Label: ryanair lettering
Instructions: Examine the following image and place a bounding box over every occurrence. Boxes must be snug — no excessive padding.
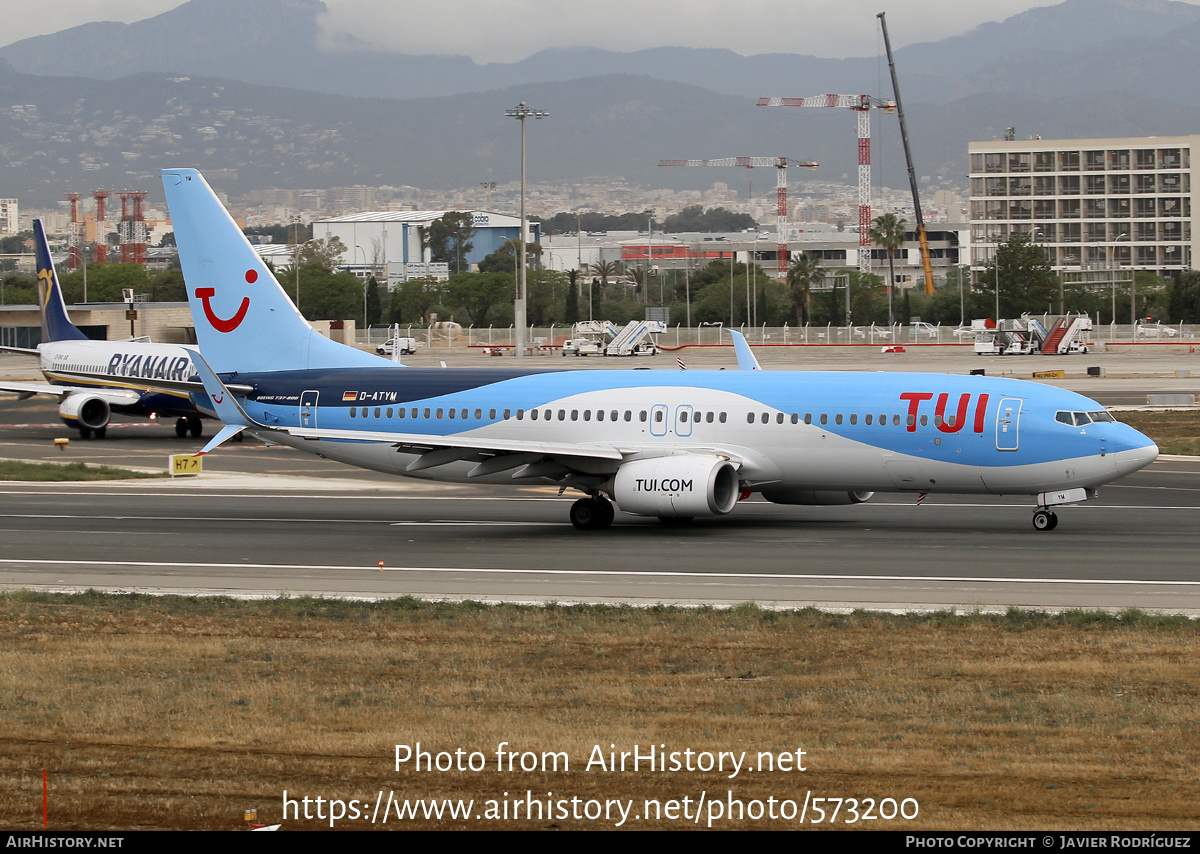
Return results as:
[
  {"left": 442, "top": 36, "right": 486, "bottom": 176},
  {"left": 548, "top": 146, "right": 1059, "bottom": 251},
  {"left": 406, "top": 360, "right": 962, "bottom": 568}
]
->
[
  {"left": 635, "top": 478, "right": 694, "bottom": 492},
  {"left": 107, "top": 353, "right": 193, "bottom": 382}
]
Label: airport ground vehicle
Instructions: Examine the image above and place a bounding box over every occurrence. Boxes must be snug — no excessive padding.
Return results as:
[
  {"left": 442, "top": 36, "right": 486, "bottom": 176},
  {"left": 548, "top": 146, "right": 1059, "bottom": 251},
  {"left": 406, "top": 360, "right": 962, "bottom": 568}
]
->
[{"left": 377, "top": 337, "right": 418, "bottom": 356}]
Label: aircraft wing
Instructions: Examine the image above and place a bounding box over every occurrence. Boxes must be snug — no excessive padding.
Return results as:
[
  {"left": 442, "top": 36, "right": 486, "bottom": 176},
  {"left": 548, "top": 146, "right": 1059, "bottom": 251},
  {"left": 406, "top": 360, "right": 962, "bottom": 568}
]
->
[
  {"left": 0, "top": 381, "right": 140, "bottom": 405},
  {"left": 0, "top": 345, "right": 40, "bottom": 356}
]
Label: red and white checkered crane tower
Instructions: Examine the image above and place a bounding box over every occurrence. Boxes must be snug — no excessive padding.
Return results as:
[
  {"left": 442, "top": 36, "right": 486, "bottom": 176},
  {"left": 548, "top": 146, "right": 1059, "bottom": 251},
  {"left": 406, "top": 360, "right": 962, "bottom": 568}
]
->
[{"left": 755, "top": 94, "right": 894, "bottom": 275}]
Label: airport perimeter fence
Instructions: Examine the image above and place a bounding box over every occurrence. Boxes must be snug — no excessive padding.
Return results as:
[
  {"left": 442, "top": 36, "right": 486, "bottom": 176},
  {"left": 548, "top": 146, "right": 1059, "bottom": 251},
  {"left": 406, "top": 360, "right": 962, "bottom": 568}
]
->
[{"left": 360, "top": 319, "right": 1196, "bottom": 351}]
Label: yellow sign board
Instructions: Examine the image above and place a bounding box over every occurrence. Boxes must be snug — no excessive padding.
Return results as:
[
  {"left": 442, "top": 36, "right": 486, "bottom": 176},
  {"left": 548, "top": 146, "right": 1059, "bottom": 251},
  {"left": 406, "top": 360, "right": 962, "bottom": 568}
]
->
[
  {"left": 170, "top": 454, "right": 202, "bottom": 477},
  {"left": 1032, "top": 369, "right": 1065, "bottom": 379}
]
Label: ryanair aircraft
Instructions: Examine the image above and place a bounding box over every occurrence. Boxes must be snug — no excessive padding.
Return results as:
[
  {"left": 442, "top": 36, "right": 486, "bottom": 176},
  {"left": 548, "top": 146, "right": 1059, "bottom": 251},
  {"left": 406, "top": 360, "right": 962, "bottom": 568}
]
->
[
  {"left": 164, "top": 168, "right": 1158, "bottom": 531},
  {"left": 0, "top": 220, "right": 211, "bottom": 438}
]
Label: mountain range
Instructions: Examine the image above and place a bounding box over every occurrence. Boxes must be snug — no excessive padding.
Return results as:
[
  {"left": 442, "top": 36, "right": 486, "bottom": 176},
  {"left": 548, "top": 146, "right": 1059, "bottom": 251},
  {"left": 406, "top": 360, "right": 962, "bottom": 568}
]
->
[{"left": 2, "top": 0, "right": 1200, "bottom": 207}]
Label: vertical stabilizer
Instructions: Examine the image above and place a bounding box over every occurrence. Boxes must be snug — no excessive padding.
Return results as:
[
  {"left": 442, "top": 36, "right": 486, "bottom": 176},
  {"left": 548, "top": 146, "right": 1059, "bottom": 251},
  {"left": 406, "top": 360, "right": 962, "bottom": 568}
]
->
[
  {"left": 161, "top": 168, "right": 392, "bottom": 374},
  {"left": 34, "top": 220, "right": 86, "bottom": 343}
]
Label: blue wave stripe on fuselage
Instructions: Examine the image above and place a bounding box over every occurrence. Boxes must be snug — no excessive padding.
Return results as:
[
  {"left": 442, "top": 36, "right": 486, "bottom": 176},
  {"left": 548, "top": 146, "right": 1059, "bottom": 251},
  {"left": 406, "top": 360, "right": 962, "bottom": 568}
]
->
[{"left": 231, "top": 366, "right": 1147, "bottom": 468}]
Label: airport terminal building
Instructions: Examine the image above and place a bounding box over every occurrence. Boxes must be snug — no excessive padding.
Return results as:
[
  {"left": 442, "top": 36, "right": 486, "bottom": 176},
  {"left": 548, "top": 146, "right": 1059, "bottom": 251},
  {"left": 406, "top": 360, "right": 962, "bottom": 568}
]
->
[
  {"left": 968, "top": 134, "right": 1197, "bottom": 283},
  {"left": 311, "top": 210, "right": 541, "bottom": 288}
]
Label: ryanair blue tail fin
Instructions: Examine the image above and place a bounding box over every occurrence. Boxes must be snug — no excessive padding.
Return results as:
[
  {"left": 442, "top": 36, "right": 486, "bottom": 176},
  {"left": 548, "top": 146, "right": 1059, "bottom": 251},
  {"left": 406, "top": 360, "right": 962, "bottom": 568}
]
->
[
  {"left": 161, "top": 168, "right": 392, "bottom": 374},
  {"left": 34, "top": 220, "right": 87, "bottom": 344}
]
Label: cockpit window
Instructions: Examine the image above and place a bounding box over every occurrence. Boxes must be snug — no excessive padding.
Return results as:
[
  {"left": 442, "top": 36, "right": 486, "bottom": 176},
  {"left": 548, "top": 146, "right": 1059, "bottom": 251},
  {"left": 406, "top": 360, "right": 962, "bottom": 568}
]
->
[{"left": 1058, "top": 410, "right": 1113, "bottom": 426}]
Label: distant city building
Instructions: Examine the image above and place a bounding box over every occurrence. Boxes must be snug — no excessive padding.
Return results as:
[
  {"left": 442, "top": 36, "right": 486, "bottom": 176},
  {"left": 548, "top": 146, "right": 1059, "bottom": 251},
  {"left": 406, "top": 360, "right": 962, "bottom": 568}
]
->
[
  {"left": 0, "top": 199, "right": 17, "bottom": 235},
  {"left": 968, "top": 135, "right": 1195, "bottom": 281}
]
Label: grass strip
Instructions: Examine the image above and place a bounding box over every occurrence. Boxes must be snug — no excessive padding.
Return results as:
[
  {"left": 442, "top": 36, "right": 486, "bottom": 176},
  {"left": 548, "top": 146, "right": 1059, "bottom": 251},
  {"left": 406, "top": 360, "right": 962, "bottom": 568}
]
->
[
  {"left": 1, "top": 591, "right": 1197, "bottom": 830},
  {"left": 0, "top": 459, "right": 165, "bottom": 481}
]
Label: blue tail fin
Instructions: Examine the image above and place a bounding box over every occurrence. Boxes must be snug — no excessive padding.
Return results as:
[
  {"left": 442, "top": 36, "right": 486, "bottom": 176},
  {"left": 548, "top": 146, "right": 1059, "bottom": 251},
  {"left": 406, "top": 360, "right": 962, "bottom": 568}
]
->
[
  {"left": 34, "top": 220, "right": 86, "bottom": 343},
  {"left": 161, "top": 168, "right": 392, "bottom": 374}
]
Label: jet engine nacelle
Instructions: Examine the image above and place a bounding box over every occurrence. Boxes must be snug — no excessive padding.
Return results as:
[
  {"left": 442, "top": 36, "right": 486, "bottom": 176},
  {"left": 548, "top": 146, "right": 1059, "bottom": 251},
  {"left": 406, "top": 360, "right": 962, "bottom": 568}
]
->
[
  {"left": 760, "top": 488, "right": 875, "bottom": 506},
  {"left": 58, "top": 394, "right": 111, "bottom": 430},
  {"left": 613, "top": 456, "right": 740, "bottom": 518}
]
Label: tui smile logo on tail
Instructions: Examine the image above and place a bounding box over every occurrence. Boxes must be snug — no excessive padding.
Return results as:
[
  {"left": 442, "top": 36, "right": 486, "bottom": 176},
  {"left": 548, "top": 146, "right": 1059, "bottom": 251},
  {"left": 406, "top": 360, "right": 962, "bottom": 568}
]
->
[{"left": 195, "top": 270, "right": 256, "bottom": 332}]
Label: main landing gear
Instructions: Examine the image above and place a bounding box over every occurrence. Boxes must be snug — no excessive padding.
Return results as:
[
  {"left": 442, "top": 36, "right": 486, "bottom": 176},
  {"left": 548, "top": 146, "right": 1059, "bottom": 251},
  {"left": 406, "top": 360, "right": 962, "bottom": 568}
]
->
[
  {"left": 1032, "top": 508, "right": 1059, "bottom": 531},
  {"left": 175, "top": 416, "right": 204, "bottom": 438},
  {"left": 570, "top": 495, "right": 615, "bottom": 530}
]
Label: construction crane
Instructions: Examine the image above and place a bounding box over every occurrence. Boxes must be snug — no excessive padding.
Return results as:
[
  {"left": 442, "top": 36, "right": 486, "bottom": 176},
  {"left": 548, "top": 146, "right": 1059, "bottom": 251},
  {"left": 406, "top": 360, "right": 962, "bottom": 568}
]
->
[
  {"left": 756, "top": 94, "right": 894, "bottom": 275},
  {"left": 658, "top": 156, "right": 818, "bottom": 276},
  {"left": 878, "top": 11, "right": 935, "bottom": 296}
]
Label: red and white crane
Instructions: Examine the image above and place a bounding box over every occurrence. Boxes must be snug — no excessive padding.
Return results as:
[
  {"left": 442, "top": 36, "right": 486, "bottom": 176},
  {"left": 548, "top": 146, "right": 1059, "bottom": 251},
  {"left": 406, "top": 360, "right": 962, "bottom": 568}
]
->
[
  {"left": 658, "top": 156, "right": 817, "bottom": 276},
  {"left": 756, "top": 94, "right": 894, "bottom": 275}
]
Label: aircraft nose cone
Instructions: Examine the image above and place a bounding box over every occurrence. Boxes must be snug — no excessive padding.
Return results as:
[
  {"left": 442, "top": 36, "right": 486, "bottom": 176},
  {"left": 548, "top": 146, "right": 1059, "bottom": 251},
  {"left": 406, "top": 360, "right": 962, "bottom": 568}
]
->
[{"left": 1114, "top": 438, "right": 1159, "bottom": 477}]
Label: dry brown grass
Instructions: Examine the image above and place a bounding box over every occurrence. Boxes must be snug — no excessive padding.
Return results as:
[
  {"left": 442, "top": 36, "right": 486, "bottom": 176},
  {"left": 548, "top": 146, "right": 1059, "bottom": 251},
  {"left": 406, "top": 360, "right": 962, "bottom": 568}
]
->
[
  {"left": 1117, "top": 410, "right": 1200, "bottom": 455},
  {"left": 1, "top": 594, "right": 1198, "bottom": 830}
]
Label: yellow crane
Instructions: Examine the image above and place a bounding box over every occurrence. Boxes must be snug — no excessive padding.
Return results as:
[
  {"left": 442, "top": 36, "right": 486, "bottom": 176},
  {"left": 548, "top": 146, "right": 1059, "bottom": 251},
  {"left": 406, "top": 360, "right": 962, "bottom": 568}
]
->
[{"left": 877, "top": 11, "right": 936, "bottom": 296}]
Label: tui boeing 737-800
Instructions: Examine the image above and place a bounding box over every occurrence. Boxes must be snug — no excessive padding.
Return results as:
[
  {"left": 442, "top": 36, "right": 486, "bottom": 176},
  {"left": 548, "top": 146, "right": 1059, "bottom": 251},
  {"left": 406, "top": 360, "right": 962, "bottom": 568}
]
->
[{"left": 163, "top": 168, "right": 1158, "bottom": 531}]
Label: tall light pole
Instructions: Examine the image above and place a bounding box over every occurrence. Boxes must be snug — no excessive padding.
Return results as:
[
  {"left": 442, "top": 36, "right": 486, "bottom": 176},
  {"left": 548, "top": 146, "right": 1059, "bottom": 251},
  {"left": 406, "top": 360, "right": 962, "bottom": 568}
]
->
[
  {"left": 1111, "top": 233, "right": 1128, "bottom": 328},
  {"left": 506, "top": 102, "right": 548, "bottom": 358}
]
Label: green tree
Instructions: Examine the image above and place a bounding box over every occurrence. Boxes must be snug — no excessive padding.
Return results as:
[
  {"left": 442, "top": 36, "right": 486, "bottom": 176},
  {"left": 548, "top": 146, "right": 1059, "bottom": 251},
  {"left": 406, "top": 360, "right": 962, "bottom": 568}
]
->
[
  {"left": 365, "top": 275, "right": 383, "bottom": 327},
  {"left": 869, "top": 213, "right": 907, "bottom": 326},
  {"left": 589, "top": 260, "right": 619, "bottom": 304},
  {"left": 444, "top": 272, "right": 514, "bottom": 326},
  {"left": 296, "top": 236, "right": 348, "bottom": 271},
  {"left": 978, "top": 235, "right": 1058, "bottom": 319},
  {"left": 660, "top": 206, "right": 758, "bottom": 233},
  {"left": 427, "top": 212, "right": 477, "bottom": 274},
  {"left": 295, "top": 267, "right": 363, "bottom": 321},
  {"left": 564, "top": 269, "right": 580, "bottom": 324},
  {"left": 1169, "top": 271, "right": 1200, "bottom": 323},
  {"left": 786, "top": 252, "right": 823, "bottom": 325},
  {"left": 389, "top": 277, "right": 446, "bottom": 325},
  {"left": 477, "top": 238, "right": 542, "bottom": 274}
]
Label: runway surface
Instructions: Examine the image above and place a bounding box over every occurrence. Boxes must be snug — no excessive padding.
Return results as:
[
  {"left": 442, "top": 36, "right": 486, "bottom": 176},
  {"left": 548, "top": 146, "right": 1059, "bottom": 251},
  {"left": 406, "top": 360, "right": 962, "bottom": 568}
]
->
[{"left": 2, "top": 352, "right": 1198, "bottom": 612}]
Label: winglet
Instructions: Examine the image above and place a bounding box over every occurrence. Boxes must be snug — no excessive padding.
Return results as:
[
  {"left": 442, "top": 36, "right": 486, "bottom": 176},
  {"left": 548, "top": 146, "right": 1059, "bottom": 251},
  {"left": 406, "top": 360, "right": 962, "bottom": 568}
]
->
[
  {"left": 728, "top": 329, "right": 762, "bottom": 371},
  {"left": 188, "top": 352, "right": 259, "bottom": 455}
]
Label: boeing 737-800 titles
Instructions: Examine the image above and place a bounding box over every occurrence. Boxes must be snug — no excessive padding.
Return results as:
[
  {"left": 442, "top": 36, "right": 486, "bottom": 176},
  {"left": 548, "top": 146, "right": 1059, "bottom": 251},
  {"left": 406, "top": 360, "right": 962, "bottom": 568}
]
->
[
  {"left": 0, "top": 220, "right": 212, "bottom": 438},
  {"left": 164, "top": 168, "right": 1158, "bottom": 531}
]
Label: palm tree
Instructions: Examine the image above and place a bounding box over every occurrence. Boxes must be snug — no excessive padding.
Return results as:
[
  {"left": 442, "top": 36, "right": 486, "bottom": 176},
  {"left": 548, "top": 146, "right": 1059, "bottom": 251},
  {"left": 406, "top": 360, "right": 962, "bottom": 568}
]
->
[
  {"left": 627, "top": 265, "right": 650, "bottom": 303},
  {"left": 786, "top": 252, "right": 823, "bottom": 325},
  {"left": 870, "top": 213, "right": 907, "bottom": 326},
  {"left": 589, "top": 260, "right": 619, "bottom": 304}
]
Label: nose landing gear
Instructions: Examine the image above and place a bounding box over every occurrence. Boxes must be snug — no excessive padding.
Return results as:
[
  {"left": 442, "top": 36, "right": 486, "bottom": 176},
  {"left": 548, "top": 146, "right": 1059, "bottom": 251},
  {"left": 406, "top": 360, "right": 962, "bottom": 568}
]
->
[{"left": 1032, "top": 508, "right": 1059, "bottom": 531}]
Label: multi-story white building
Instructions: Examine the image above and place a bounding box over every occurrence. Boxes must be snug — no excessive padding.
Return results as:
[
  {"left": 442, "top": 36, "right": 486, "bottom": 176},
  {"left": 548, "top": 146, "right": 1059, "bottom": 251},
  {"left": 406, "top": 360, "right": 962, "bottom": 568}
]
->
[
  {"left": 0, "top": 199, "right": 17, "bottom": 235},
  {"left": 968, "top": 135, "right": 1195, "bottom": 282}
]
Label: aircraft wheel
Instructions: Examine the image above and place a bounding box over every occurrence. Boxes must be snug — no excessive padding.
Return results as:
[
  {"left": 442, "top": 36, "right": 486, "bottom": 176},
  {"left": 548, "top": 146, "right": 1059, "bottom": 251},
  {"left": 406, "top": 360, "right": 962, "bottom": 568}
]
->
[
  {"left": 175, "top": 418, "right": 188, "bottom": 438},
  {"left": 1032, "top": 509, "right": 1056, "bottom": 531},
  {"left": 79, "top": 427, "right": 92, "bottom": 439},
  {"left": 94, "top": 427, "right": 106, "bottom": 439},
  {"left": 570, "top": 497, "right": 614, "bottom": 531},
  {"left": 187, "top": 415, "right": 203, "bottom": 438}
]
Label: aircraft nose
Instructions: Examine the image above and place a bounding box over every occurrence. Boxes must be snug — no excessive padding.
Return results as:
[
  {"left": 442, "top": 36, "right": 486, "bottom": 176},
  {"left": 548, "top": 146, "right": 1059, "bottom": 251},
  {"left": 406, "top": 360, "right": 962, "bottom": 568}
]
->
[{"left": 1113, "top": 433, "right": 1159, "bottom": 477}]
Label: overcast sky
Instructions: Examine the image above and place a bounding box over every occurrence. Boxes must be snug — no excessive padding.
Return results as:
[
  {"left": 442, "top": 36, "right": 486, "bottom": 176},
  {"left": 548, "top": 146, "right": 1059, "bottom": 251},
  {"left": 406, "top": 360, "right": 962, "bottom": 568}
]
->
[{"left": 9, "top": 0, "right": 1061, "bottom": 61}]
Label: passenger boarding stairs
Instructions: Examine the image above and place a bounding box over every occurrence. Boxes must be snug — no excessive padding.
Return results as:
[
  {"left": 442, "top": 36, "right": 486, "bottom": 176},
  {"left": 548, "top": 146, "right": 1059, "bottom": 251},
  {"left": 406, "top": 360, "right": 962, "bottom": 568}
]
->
[
  {"left": 1026, "top": 313, "right": 1092, "bottom": 354},
  {"left": 572, "top": 320, "right": 620, "bottom": 339},
  {"left": 606, "top": 320, "right": 666, "bottom": 356}
]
